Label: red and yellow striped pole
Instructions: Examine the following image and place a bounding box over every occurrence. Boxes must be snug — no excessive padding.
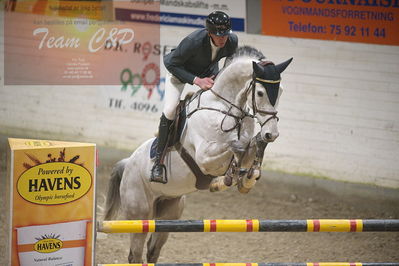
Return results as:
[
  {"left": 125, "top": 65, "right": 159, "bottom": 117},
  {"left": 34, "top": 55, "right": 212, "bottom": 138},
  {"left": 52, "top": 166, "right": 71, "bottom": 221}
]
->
[
  {"left": 97, "top": 263, "right": 398, "bottom": 266},
  {"left": 306, "top": 219, "right": 363, "bottom": 232},
  {"left": 97, "top": 219, "right": 399, "bottom": 233},
  {"left": 203, "top": 219, "right": 260, "bottom": 232},
  {"left": 306, "top": 262, "right": 363, "bottom": 266},
  {"left": 99, "top": 220, "right": 156, "bottom": 233}
]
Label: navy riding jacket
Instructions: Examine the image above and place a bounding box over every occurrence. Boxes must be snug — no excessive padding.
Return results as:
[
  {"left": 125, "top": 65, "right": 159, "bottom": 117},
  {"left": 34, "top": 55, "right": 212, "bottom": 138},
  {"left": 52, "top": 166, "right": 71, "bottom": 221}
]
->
[{"left": 163, "top": 28, "right": 238, "bottom": 85}]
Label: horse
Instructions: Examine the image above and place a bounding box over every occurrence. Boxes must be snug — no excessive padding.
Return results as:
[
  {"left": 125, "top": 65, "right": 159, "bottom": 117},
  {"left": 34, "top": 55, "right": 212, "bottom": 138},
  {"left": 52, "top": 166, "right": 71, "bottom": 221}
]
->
[{"left": 103, "top": 46, "right": 293, "bottom": 263}]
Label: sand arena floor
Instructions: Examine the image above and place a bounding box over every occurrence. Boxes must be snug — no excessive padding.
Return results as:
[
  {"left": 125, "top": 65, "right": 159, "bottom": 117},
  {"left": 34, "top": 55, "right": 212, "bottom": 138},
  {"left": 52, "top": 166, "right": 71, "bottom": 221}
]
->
[{"left": 1, "top": 140, "right": 398, "bottom": 265}]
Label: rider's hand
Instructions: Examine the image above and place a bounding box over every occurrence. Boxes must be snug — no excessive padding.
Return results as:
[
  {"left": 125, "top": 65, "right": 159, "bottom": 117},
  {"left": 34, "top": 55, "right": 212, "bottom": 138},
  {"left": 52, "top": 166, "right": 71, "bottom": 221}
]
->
[{"left": 194, "top": 76, "right": 215, "bottom": 90}]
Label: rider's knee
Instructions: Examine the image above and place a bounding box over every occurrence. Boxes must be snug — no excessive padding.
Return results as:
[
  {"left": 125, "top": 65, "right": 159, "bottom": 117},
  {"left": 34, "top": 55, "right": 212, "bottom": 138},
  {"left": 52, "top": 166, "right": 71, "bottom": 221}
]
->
[
  {"left": 169, "top": 74, "right": 183, "bottom": 86},
  {"left": 163, "top": 107, "right": 176, "bottom": 120}
]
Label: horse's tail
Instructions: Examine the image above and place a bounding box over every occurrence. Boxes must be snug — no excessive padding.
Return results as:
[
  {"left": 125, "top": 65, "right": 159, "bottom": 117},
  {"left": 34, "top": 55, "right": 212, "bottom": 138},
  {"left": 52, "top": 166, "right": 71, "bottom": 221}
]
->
[{"left": 104, "top": 158, "right": 128, "bottom": 220}]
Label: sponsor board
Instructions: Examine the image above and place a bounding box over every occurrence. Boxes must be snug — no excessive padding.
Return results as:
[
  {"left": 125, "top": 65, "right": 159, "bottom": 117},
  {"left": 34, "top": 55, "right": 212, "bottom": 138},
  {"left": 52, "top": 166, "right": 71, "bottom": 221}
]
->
[
  {"left": 6, "top": 138, "right": 96, "bottom": 266},
  {"left": 261, "top": 0, "right": 399, "bottom": 46},
  {"left": 114, "top": 0, "right": 246, "bottom": 32},
  {"left": 4, "top": 2, "right": 160, "bottom": 85},
  {"left": 5, "top": 0, "right": 112, "bottom": 20}
]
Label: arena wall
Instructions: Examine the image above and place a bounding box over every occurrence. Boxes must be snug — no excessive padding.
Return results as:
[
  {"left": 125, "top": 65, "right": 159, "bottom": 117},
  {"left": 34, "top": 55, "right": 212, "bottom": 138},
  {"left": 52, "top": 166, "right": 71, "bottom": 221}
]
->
[{"left": 1, "top": 14, "right": 398, "bottom": 188}]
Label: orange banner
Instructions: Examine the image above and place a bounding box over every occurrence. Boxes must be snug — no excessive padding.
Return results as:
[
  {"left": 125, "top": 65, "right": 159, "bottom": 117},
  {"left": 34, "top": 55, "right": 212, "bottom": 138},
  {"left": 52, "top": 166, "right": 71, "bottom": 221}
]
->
[{"left": 262, "top": 0, "right": 399, "bottom": 46}]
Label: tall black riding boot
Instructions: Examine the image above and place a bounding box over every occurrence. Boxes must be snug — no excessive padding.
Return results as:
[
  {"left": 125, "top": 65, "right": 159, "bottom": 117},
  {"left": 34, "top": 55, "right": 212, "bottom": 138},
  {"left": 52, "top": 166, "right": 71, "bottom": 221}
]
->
[{"left": 151, "top": 114, "right": 173, "bottom": 183}]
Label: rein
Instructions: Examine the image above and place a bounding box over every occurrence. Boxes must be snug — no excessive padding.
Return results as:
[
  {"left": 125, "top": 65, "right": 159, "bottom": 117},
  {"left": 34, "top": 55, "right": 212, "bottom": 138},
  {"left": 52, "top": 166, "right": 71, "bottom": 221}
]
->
[
  {"left": 186, "top": 88, "right": 254, "bottom": 138},
  {"left": 186, "top": 76, "right": 279, "bottom": 138}
]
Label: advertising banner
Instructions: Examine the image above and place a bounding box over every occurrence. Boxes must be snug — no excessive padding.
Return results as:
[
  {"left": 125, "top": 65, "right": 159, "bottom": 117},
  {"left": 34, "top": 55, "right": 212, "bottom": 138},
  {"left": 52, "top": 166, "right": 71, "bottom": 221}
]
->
[
  {"left": 6, "top": 138, "right": 96, "bottom": 266},
  {"left": 5, "top": 0, "right": 112, "bottom": 20},
  {"left": 4, "top": 1, "right": 160, "bottom": 85},
  {"left": 114, "top": 0, "right": 246, "bottom": 32},
  {"left": 262, "top": 0, "right": 399, "bottom": 46}
]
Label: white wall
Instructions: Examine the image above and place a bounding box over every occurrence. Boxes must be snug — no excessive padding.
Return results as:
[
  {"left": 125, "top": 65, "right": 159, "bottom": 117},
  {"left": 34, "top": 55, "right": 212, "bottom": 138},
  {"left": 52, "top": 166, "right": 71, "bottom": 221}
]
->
[
  {"left": 1, "top": 14, "right": 398, "bottom": 188},
  {"left": 242, "top": 33, "right": 399, "bottom": 189}
]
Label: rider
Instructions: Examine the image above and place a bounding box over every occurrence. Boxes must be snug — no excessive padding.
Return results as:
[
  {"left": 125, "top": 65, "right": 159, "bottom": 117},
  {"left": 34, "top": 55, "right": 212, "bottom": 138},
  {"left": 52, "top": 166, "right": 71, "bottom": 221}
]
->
[{"left": 151, "top": 11, "right": 238, "bottom": 183}]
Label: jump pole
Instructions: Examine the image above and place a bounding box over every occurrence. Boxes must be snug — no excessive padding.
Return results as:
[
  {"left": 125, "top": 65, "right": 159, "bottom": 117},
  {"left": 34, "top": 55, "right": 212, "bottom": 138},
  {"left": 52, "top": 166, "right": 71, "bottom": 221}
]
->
[
  {"left": 97, "top": 263, "right": 399, "bottom": 266},
  {"left": 97, "top": 219, "right": 399, "bottom": 233}
]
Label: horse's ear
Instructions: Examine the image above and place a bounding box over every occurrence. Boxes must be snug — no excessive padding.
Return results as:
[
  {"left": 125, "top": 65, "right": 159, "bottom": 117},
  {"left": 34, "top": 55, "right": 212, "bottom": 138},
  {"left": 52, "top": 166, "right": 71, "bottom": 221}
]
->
[
  {"left": 252, "top": 61, "right": 263, "bottom": 76},
  {"left": 275, "top": 57, "right": 293, "bottom": 74}
]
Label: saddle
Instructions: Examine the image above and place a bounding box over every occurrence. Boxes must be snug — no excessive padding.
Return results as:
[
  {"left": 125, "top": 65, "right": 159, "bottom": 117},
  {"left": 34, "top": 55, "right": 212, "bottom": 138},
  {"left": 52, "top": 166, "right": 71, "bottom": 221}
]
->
[{"left": 150, "top": 93, "right": 214, "bottom": 190}]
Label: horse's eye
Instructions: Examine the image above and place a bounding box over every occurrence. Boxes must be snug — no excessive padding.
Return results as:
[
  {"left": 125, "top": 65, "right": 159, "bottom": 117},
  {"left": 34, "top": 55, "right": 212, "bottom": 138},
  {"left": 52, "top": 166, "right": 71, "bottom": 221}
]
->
[{"left": 257, "top": 91, "right": 264, "bottom": 97}]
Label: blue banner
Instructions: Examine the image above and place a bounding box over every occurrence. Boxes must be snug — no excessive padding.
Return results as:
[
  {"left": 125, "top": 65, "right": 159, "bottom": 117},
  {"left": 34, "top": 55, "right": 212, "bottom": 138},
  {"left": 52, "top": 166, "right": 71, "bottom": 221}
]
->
[{"left": 115, "top": 8, "right": 245, "bottom": 32}]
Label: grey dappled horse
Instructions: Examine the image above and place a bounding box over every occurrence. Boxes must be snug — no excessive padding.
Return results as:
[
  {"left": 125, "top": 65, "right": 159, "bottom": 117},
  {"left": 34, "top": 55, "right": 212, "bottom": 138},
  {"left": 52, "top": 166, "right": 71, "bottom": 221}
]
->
[{"left": 104, "top": 46, "right": 292, "bottom": 263}]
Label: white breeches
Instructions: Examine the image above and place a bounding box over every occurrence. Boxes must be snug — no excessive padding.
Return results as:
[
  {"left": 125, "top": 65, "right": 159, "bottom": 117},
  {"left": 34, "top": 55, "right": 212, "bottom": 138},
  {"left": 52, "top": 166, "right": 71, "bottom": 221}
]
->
[{"left": 163, "top": 72, "right": 186, "bottom": 120}]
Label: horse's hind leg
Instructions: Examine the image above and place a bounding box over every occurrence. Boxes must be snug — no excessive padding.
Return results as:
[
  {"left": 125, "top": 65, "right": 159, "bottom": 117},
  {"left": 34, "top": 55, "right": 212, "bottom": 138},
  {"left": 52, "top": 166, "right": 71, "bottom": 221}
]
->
[
  {"left": 146, "top": 196, "right": 185, "bottom": 263},
  {"left": 120, "top": 164, "right": 153, "bottom": 263},
  {"left": 128, "top": 233, "right": 148, "bottom": 263}
]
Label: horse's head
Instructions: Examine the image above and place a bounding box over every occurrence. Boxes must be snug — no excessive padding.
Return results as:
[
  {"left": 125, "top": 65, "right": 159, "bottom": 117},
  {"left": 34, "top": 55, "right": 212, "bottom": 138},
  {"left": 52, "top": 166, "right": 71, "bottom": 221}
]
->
[{"left": 248, "top": 58, "right": 293, "bottom": 142}]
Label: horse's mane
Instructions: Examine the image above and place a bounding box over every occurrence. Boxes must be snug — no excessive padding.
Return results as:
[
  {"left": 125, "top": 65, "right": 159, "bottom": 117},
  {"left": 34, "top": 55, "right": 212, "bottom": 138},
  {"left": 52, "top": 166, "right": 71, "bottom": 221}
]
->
[
  {"left": 232, "top": 45, "right": 266, "bottom": 60},
  {"left": 223, "top": 45, "right": 266, "bottom": 68}
]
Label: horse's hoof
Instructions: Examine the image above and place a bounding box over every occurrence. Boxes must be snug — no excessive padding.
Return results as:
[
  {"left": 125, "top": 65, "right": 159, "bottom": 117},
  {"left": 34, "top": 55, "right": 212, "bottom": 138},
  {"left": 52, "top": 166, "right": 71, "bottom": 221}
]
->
[
  {"left": 209, "top": 176, "right": 231, "bottom": 192},
  {"left": 237, "top": 171, "right": 258, "bottom": 194},
  {"left": 237, "top": 183, "right": 252, "bottom": 194},
  {"left": 238, "top": 187, "right": 251, "bottom": 193}
]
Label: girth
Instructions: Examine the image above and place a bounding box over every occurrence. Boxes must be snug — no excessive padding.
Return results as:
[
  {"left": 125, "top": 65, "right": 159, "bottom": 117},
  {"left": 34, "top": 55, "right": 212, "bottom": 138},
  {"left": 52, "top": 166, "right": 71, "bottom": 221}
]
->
[{"left": 174, "top": 142, "right": 215, "bottom": 190}]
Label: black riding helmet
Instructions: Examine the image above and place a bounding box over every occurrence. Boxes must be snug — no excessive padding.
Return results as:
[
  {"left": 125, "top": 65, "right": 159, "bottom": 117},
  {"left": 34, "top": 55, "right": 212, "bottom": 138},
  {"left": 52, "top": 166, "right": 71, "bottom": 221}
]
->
[{"left": 206, "top": 11, "right": 232, "bottom": 36}]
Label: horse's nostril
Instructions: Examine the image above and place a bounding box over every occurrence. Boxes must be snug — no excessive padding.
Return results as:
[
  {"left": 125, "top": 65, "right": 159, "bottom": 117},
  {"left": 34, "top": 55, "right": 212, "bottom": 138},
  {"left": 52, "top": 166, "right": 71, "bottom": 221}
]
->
[{"left": 265, "top": 133, "right": 272, "bottom": 140}]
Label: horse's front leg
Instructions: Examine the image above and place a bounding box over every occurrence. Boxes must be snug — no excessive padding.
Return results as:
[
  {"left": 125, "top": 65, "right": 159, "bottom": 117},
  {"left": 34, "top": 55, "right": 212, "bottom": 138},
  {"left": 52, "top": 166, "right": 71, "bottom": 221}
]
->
[
  {"left": 209, "top": 140, "right": 248, "bottom": 192},
  {"left": 209, "top": 159, "right": 240, "bottom": 192},
  {"left": 237, "top": 160, "right": 260, "bottom": 194},
  {"left": 237, "top": 133, "right": 268, "bottom": 194}
]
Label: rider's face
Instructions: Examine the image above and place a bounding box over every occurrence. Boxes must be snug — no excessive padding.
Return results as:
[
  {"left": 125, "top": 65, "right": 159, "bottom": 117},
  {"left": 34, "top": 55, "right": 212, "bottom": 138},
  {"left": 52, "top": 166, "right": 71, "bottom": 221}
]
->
[{"left": 209, "top": 33, "right": 229, "bottom": 48}]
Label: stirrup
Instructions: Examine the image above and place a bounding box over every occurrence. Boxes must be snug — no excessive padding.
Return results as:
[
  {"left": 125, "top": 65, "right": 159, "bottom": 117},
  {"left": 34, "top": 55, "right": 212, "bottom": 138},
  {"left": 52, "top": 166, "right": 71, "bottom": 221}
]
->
[{"left": 150, "top": 164, "right": 168, "bottom": 184}]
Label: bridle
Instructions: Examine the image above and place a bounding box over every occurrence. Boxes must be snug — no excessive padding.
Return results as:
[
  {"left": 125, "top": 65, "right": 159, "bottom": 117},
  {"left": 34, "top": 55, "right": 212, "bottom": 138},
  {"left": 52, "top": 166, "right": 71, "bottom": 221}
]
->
[
  {"left": 186, "top": 67, "right": 281, "bottom": 138},
  {"left": 249, "top": 60, "right": 280, "bottom": 127},
  {"left": 246, "top": 77, "right": 280, "bottom": 128}
]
